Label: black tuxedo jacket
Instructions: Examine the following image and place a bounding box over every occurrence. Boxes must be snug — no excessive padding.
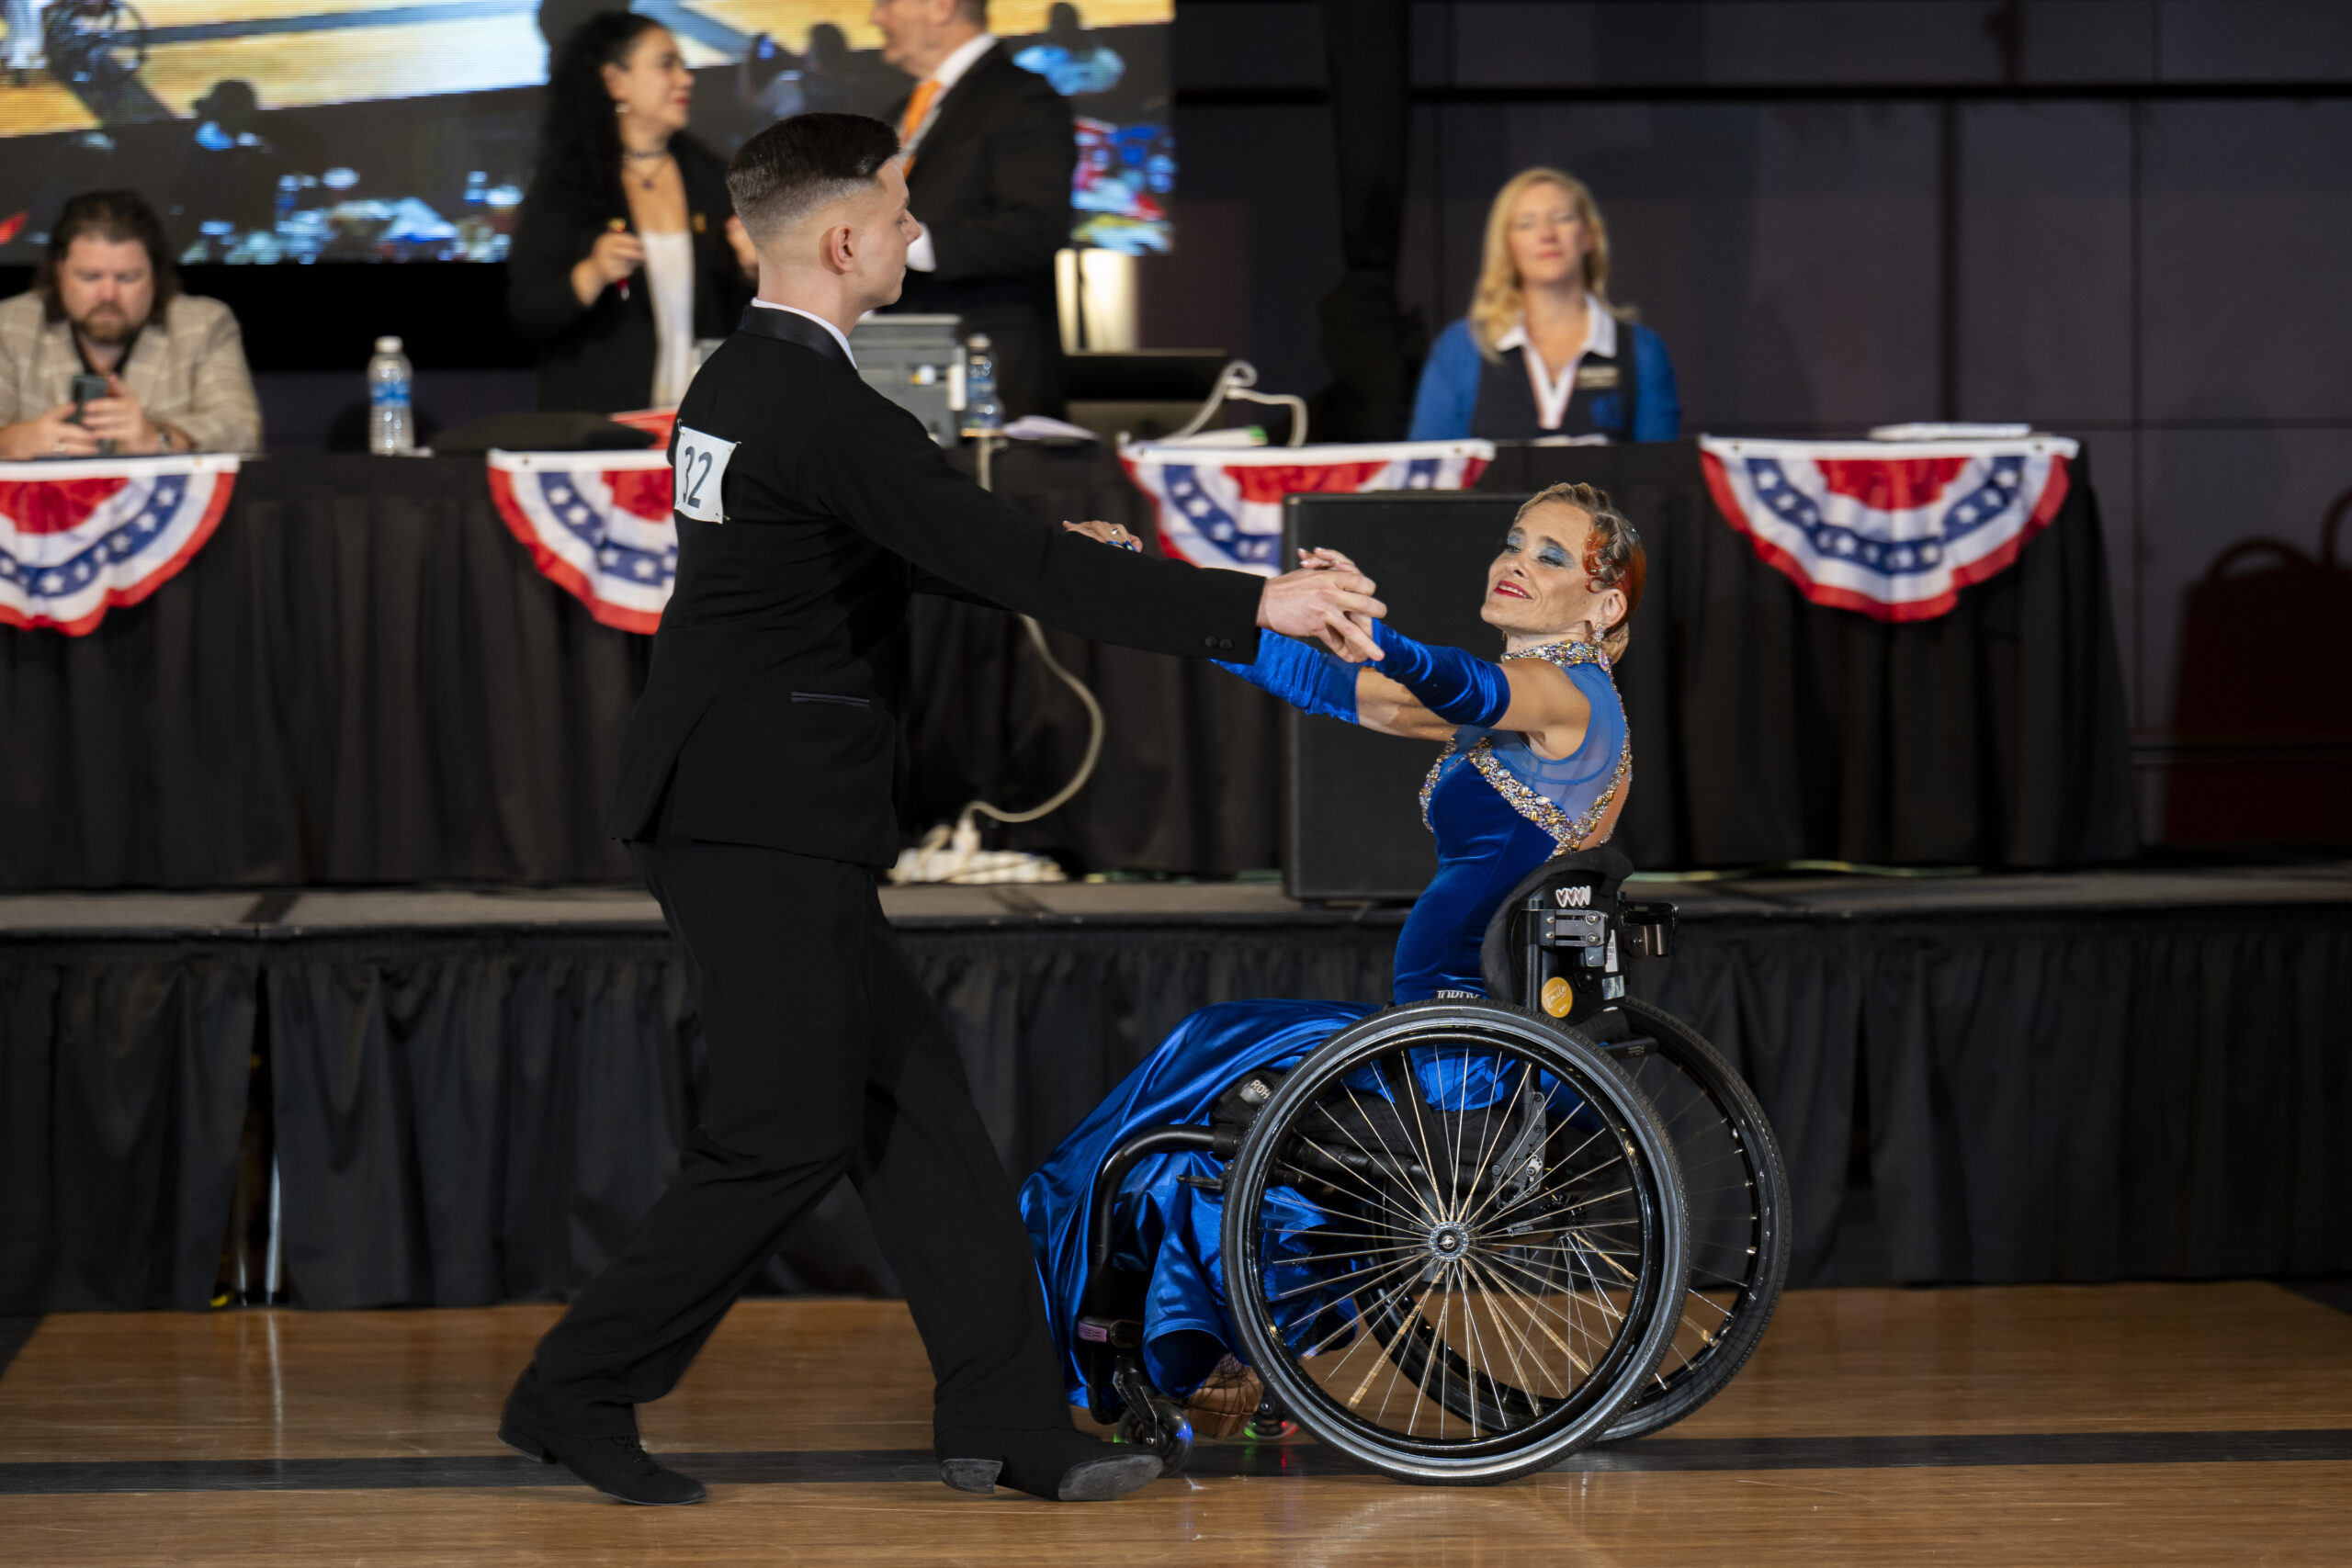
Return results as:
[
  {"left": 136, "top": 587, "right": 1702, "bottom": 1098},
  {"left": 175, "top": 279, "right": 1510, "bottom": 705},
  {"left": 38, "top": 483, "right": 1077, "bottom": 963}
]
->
[
  {"left": 607, "top": 307, "right": 1264, "bottom": 867},
  {"left": 888, "top": 44, "right": 1074, "bottom": 416}
]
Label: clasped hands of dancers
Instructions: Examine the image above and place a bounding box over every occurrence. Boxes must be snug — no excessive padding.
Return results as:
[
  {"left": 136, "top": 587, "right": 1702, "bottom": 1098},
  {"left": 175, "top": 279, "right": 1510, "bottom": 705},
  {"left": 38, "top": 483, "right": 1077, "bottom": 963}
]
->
[{"left": 496, "top": 111, "right": 1639, "bottom": 1510}]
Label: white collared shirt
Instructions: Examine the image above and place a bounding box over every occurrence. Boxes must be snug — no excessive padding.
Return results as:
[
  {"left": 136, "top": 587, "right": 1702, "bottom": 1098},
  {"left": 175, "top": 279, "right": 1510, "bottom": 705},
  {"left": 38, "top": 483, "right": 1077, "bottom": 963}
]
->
[
  {"left": 752, "top": 299, "right": 857, "bottom": 367},
  {"left": 928, "top": 29, "right": 998, "bottom": 97},
  {"left": 902, "top": 31, "right": 998, "bottom": 274},
  {"left": 1495, "top": 293, "right": 1618, "bottom": 431}
]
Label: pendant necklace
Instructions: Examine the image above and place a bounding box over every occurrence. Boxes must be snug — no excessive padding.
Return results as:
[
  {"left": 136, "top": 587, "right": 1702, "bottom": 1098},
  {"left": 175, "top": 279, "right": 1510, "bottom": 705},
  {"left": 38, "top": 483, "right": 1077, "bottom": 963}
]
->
[{"left": 623, "top": 147, "right": 671, "bottom": 192}]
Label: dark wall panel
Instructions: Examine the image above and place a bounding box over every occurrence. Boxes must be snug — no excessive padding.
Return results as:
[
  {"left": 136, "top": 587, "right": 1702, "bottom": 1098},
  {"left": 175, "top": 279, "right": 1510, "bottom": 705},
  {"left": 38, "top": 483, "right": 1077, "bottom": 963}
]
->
[
  {"left": 2142, "top": 100, "right": 2352, "bottom": 423},
  {"left": 1956, "top": 102, "right": 2135, "bottom": 430}
]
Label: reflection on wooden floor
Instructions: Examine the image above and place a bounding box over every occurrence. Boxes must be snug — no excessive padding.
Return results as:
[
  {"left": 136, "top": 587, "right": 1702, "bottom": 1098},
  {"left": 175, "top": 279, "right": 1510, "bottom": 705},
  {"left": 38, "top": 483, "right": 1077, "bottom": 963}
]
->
[{"left": 2, "top": 1282, "right": 2348, "bottom": 1565}]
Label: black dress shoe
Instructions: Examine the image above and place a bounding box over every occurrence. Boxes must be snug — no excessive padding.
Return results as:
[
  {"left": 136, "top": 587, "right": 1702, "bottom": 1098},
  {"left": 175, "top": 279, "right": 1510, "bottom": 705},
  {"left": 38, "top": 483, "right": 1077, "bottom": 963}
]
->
[
  {"left": 936, "top": 1426, "right": 1162, "bottom": 1503},
  {"left": 499, "top": 1401, "right": 706, "bottom": 1506}
]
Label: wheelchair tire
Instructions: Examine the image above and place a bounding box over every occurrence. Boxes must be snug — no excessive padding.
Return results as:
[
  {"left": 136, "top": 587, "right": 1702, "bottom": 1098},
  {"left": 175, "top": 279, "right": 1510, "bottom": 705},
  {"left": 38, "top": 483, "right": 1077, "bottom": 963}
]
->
[
  {"left": 1596, "top": 998, "right": 1791, "bottom": 1442},
  {"left": 1217, "top": 1000, "right": 1688, "bottom": 1485}
]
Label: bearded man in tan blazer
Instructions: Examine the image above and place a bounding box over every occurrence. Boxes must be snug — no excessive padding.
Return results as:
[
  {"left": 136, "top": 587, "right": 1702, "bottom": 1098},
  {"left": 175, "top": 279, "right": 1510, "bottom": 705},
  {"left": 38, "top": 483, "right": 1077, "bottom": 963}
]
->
[{"left": 0, "top": 190, "right": 262, "bottom": 460}]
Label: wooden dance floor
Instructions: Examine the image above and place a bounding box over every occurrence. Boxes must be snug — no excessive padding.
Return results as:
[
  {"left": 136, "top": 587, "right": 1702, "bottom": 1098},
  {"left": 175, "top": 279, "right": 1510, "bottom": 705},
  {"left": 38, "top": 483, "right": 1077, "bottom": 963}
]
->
[{"left": 3, "top": 1283, "right": 2348, "bottom": 1565}]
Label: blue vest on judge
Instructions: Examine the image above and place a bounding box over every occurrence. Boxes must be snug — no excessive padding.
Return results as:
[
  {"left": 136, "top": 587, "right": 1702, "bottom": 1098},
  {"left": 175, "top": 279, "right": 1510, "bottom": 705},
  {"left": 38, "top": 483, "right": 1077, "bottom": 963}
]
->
[{"left": 1408, "top": 308, "right": 1681, "bottom": 444}]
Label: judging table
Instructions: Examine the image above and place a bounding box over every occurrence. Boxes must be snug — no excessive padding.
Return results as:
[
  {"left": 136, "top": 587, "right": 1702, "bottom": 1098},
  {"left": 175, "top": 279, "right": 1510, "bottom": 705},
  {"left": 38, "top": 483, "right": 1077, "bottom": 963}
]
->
[{"left": 0, "top": 442, "right": 2136, "bottom": 889}]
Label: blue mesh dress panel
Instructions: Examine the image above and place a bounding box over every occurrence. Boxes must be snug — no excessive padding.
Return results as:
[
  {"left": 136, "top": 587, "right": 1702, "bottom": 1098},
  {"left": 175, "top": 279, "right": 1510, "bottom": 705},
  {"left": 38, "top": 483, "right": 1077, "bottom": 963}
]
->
[{"left": 1018, "top": 640, "right": 1630, "bottom": 1404}]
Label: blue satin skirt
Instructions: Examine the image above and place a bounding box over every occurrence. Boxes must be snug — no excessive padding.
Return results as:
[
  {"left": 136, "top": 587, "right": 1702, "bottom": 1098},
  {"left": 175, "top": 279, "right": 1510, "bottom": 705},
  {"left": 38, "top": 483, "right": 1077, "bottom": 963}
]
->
[{"left": 1019, "top": 999, "right": 1379, "bottom": 1403}]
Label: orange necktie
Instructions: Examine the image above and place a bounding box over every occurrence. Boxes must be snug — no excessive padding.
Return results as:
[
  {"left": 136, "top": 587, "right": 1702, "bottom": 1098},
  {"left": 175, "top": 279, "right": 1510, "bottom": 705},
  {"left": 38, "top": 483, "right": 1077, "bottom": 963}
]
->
[{"left": 898, "top": 79, "right": 939, "bottom": 152}]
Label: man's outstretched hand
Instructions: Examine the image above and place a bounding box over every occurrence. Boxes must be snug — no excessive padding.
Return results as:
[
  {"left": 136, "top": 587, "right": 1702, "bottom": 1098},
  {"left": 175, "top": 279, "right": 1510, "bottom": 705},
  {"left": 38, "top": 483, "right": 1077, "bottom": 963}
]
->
[{"left": 1259, "top": 565, "right": 1385, "bottom": 661}]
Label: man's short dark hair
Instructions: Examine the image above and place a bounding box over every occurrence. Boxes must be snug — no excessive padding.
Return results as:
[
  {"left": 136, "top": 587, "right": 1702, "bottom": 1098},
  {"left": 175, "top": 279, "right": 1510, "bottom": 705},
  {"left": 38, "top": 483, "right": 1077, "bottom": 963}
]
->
[
  {"left": 36, "top": 190, "right": 177, "bottom": 325},
  {"left": 727, "top": 113, "right": 903, "bottom": 244}
]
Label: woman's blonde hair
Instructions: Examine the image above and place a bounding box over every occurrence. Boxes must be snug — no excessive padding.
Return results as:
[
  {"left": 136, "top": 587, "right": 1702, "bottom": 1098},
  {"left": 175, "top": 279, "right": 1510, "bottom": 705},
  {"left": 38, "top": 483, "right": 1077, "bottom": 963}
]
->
[
  {"left": 1468, "top": 168, "right": 1616, "bottom": 363},
  {"left": 1512, "top": 481, "right": 1645, "bottom": 664}
]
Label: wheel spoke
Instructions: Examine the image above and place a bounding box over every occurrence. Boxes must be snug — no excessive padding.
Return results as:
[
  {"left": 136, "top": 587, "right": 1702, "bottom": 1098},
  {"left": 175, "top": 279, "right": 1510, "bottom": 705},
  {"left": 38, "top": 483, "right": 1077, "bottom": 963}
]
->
[
  {"left": 1475, "top": 1158, "right": 1630, "bottom": 1235},
  {"left": 1331, "top": 1083, "right": 1442, "bottom": 1224},
  {"left": 1467, "top": 1250, "right": 1580, "bottom": 1401},
  {"left": 1457, "top": 1255, "right": 1546, "bottom": 1416},
  {"left": 1377, "top": 1051, "right": 1449, "bottom": 1221},
  {"left": 1261, "top": 1240, "right": 1421, "bottom": 1269},
  {"left": 1264, "top": 1244, "right": 1421, "bottom": 1306},
  {"left": 1285, "top": 1133, "right": 1435, "bottom": 1231},
  {"left": 1464, "top": 1248, "right": 1594, "bottom": 1379}
]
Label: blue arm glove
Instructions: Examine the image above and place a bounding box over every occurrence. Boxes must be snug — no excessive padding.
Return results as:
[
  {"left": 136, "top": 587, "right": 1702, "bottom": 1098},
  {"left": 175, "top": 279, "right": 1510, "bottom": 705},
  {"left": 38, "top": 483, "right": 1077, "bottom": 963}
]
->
[
  {"left": 1215, "top": 632, "right": 1359, "bottom": 723},
  {"left": 1369, "top": 619, "right": 1513, "bottom": 727}
]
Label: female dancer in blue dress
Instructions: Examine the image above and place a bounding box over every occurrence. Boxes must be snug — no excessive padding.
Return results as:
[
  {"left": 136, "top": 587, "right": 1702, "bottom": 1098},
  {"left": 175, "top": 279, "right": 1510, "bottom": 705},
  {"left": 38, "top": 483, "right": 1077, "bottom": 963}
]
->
[{"left": 1021, "top": 481, "right": 1647, "bottom": 1430}]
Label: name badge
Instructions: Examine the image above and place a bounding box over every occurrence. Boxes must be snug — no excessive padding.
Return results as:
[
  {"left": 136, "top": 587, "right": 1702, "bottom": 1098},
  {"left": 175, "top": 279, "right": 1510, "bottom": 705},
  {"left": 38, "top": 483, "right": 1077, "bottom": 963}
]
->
[
  {"left": 673, "top": 425, "right": 736, "bottom": 523},
  {"left": 1575, "top": 363, "right": 1621, "bottom": 390}
]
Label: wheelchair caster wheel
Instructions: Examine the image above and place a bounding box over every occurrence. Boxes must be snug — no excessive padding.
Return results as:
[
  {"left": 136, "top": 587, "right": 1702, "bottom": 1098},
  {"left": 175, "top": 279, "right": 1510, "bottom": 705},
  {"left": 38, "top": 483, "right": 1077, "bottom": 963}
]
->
[
  {"left": 1244, "top": 1397, "right": 1295, "bottom": 1442},
  {"left": 1114, "top": 1393, "right": 1193, "bottom": 1476}
]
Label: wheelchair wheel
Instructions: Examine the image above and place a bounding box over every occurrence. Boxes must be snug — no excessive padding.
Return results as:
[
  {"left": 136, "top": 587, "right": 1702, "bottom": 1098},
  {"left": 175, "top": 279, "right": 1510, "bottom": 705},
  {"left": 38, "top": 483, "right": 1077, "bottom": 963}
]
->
[
  {"left": 1217, "top": 1000, "right": 1687, "bottom": 1485},
  {"left": 1596, "top": 998, "right": 1791, "bottom": 1442}
]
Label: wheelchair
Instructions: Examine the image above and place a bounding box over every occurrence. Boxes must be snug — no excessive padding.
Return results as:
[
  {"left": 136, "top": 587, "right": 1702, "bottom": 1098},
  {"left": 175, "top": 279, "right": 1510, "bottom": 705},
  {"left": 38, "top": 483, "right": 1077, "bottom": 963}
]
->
[{"left": 1072, "top": 849, "right": 1791, "bottom": 1484}]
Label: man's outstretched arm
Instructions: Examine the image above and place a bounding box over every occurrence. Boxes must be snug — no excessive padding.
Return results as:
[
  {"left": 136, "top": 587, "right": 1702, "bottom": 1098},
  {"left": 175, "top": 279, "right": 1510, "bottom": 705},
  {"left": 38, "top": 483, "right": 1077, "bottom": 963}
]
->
[{"left": 806, "top": 396, "right": 1385, "bottom": 660}]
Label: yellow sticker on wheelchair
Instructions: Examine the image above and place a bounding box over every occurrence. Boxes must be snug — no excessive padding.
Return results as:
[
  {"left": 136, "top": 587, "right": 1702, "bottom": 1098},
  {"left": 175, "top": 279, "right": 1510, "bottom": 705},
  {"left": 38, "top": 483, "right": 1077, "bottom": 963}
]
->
[
  {"left": 1541, "top": 976, "right": 1574, "bottom": 1017},
  {"left": 673, "top": 425, "right": 735, "bottom": 523}
]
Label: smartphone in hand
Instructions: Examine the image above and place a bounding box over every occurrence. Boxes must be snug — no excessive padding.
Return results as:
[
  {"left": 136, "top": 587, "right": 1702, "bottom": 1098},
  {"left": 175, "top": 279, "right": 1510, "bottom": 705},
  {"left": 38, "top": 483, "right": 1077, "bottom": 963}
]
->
[{"left": 68, "top": 372, "right": 115, "bottom": 456}]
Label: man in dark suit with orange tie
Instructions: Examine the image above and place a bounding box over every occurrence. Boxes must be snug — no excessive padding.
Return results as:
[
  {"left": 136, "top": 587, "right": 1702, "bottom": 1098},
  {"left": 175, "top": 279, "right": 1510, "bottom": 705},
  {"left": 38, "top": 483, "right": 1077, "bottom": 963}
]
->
[
  {"left": 871, "top": 0, "right": 1073, "bottom": 418},
  {"left": 496, "top": 113, "right": 1388, "bottom": 1509}
]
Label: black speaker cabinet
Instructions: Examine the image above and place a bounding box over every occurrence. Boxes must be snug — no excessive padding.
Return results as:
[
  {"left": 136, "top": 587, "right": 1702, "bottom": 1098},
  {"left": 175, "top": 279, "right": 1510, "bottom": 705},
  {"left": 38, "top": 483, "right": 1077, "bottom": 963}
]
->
[{"left": 1282, "top": 491, "right": 1526, "bottom": 901}]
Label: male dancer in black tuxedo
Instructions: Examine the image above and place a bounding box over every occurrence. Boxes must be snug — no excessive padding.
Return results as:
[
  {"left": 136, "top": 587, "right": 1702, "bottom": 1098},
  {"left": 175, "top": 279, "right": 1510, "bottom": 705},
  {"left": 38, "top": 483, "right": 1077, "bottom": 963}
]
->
[{"left": 497, "top": 113, "right": 1386, "bottom": 1506}]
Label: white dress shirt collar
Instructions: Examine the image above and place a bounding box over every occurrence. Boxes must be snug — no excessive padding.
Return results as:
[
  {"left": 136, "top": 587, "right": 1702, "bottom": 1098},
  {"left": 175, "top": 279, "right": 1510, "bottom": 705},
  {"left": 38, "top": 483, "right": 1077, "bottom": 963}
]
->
[
  {"left": 752, "top": 299, "right": 856, "bottom": 367},
  {"left": 1493, "top": 293, "right": 1617, "bottom": 360},
  {"left": 1494, "top": 294, "right": 1618, "bottom": 431},
  {"left": 927, "top": 30, "right": 998, "bottom": 94}
]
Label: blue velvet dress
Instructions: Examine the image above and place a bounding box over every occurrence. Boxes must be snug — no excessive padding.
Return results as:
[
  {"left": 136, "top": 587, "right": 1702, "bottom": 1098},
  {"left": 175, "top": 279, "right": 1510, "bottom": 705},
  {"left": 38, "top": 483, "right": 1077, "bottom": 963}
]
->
[{"left": 1018, "top": 639, "right": 1631, "bottom": 1405}]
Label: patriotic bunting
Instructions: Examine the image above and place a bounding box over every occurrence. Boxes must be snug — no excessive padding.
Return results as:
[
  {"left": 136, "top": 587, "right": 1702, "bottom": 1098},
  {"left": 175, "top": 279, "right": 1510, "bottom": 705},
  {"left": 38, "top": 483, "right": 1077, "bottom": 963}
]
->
[
  {"left": 1700, "top": 435, "right": 2077, "bottom": 621},
  {"left": 1121, "top": 441, "right": 1494, "bottom": 575},
  {"left": 0, "top": 455, "right": 240, "bottom": 635},
  {"left": 486, "top": 448, "right": 678, "bottom": 634}
]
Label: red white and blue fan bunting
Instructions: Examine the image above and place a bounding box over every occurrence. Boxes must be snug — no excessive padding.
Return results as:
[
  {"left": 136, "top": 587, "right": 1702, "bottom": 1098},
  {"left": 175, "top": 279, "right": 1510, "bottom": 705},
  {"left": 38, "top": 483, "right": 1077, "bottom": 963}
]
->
[
  {"left": 1700, "top": 435, "right": 2077, "bottom": 622},
  {"left": 486, "top": 448, "right": 676, "bottom": 634},
  {"left": 0, "top": 454, "right": 239, "bottom": 635},
  {"left": 1122, "top": 440, "right": 1494, "bottom": 575}
]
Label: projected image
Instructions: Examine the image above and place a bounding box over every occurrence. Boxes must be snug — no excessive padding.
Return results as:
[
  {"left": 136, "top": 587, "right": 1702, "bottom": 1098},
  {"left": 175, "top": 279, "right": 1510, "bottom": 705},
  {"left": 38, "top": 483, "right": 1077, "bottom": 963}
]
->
[{"left": 0, "top": 0, "right": 1171, "bottom": 262}]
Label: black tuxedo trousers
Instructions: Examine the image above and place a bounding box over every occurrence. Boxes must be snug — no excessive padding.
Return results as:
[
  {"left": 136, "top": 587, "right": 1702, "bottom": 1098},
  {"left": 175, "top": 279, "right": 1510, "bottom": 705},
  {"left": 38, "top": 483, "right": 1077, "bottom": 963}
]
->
[{"left": 524, "top": 829, "right": 1070, "bottom": 1442}]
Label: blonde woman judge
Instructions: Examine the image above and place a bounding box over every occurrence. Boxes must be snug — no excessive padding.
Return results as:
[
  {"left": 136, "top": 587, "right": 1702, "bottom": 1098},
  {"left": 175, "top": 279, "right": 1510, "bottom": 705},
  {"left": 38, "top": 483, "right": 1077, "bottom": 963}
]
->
[{"left": 1409, "top": 167, "right": 1679, "bottom": 443}]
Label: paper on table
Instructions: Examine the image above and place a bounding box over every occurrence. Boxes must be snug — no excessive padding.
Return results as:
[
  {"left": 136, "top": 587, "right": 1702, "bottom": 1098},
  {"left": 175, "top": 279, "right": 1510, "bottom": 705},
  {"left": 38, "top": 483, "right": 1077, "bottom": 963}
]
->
[{"left": 999, "top": 414, "right": 1099, "bottom": 442}]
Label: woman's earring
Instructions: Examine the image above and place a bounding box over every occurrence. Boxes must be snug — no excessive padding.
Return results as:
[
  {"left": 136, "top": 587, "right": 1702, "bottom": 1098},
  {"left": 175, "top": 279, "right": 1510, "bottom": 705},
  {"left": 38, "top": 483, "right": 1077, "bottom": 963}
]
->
[{"left": 615, "top": 100, "right": 628, "bottom": 116}]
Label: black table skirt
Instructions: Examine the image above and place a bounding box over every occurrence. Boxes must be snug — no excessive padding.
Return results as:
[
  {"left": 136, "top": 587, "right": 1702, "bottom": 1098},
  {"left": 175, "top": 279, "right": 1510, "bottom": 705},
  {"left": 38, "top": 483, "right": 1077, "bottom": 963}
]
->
[
  {"left": 0, "top": 442, "right": 2134, "bottom": 888},
  {"left": 10, "top": 893, "right": 2345, "bottom": 1312}
]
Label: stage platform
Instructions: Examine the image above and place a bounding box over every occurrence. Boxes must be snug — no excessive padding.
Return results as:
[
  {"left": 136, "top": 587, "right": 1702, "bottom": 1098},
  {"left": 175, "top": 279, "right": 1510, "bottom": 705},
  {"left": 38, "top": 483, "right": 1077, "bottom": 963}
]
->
[
  {"left": 6, "top": 856, "right": 2351, "bottom": 935},
  {"left": 0, "top": 1283, "right": 2346, "bottom": 1564},
  {"left": 6, "top": 863, "right": 2350, "bottom": 1313}
]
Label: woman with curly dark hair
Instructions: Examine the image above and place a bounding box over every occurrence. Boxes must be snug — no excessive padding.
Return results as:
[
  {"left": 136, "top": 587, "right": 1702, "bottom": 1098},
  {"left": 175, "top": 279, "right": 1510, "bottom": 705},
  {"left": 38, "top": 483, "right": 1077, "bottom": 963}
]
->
[{"left": 509, "top": 11, "right": 757, "bottom": 412}]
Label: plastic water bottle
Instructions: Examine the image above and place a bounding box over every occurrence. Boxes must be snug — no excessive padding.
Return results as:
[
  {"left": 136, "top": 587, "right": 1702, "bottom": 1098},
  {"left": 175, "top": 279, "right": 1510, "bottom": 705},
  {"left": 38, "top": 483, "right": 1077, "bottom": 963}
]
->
[
  {"left": 368, "top": 335, "right": 413, "bottom": 455},
  {"left": 961, "top": 333, "right": 1001, "bottom": 440}
]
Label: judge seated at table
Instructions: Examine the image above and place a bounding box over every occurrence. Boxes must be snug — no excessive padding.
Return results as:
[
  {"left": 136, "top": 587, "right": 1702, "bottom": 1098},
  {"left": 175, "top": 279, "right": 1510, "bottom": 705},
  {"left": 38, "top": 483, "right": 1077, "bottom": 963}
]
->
[
  {"left": 0, "top": 189, "right": 263, "bottom": 460},
  {"left": 874, "top": 0, "right": 1076, "bottom": 420},
  {"left": 1409, "top": 167, "right": 1679, "bottom": 445}
]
